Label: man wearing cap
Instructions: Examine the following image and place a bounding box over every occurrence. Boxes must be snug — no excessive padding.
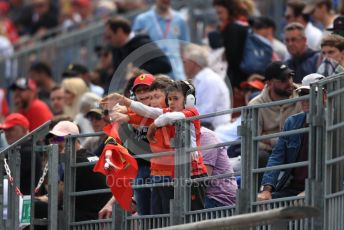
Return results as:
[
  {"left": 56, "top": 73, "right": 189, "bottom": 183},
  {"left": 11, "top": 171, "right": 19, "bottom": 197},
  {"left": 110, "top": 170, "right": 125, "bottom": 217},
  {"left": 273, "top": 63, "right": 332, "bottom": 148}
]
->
[
  {"left": 257, "top": 73, "right": 325, "bottom": 200},
  {"left": 10, "top": 78, "right": 53, "bottom": 131},
  {"left": 327, "top": 15, "right": 344, "bottom": 37},
  {"left": 47, "top": 120, "right": 111, "bottom": 221},
  {"left": 248, "top": 61, "right": 302, "bottom": 173},
  {"left": 0, "top": 113, "right": 42, "bottom": 195},
  {"left": 83, "top": 108, "right": 111, "bottom": 155},
  {"left": 62, "top": 63, "right": 104, "bottom": 97}
]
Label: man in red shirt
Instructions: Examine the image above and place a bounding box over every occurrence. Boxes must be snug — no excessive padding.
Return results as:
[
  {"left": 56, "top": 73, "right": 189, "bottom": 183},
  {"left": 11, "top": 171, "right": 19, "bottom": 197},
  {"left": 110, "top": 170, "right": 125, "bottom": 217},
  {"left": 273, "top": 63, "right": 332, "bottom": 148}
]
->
[{"left": 10, "top": 78, "right": 53, "bottom": 131}]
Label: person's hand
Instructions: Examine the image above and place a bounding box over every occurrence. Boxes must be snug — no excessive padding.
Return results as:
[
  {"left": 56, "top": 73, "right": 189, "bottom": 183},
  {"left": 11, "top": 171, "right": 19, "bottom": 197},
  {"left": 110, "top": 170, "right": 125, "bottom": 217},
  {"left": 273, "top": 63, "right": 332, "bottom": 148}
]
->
[
  {"left": 98, "top": 198, "right": 114, "bottom": 219},
  {"left": 147, "top": 123, "right": 158, "bottom": 143},
  {"left": 100, "top": 93, "right": 123, "bottom": 109},
  {"left": 257, "top": 191, "right": 272, "bottom": 201},
  {"left": 104, "top": 150, "right": 120, "bottom": 171},
  {"left": 112, "top": 104, "right": 128, "bottom": 114},
  {"left": 109, "top": 111, "right": 130, "bottom": 123},
  {"left": 297, "top": 191, "right": 305, "bottom": 196},
  {"left": 35, "top": 195, "right": 48, "bottom": 203}
]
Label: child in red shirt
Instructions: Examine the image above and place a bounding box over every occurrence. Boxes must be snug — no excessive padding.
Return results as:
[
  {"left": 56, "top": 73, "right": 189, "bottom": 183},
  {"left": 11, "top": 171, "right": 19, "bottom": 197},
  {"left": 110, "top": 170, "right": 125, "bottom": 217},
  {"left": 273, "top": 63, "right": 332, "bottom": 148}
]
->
[{"left": 102, "top": 80, "right": 208, "bottom": 212}]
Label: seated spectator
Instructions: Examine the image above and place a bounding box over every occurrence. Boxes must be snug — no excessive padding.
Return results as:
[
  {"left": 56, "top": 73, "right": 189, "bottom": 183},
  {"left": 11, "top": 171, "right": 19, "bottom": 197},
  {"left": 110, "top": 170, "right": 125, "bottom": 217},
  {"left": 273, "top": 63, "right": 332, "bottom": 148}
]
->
[
  {"left": 248, "top": 62, "right": 302, "bottom": 184},
  {"left": 62, "top": 63, "right": 104, "bottom": 97},
  {"left": 48, "top": 120, "right": 111, "bottom": 221},
  {"left": 49, "top": 86, "right": 65, "bottom": 116},
  {"left": 83, "top": 108, "right": 111, "bottom": 156},
  {"left": 17, "top": 0, "right": 58, "bottom": 36},
  {"left": 0, "top": 113, "right": 43, "bottom": 195},
  {"left": 285, "top": 0, "right": 322, "bottom": 51},
  {"left": 327, "top": 15, "right": 344, "bottom": 37},
  {"left": 284, "top": 22, "right": 321, "bottom": 83},
  {"left": 201, "top": 127, "right": 237, "bottom": 208},
  {"left": 0, "top": 1, "right": 19, "bottom": 44},
  {"left": 182, "top": 44, "right": 231, "bottom": 129},
  {"left": 257, "top": 73, "right": 325, "bottom": 200},
  {"left": 317, "top": 34, "right": 344, "bottom": 76},
  {"left": 93, "top": 45, "right": 114, "bottom": 91},
  {"left": 74, "top": 92, "right": 101, "bottom": 144},
  {"left": 61, "top": 77, "right": 89, "bottom": 119},
  {"left": 10, "top": 78, "right": 53, "bottom": 131},
  {"left": 28, "top": 61, "right": 56, "bottom": 108}
]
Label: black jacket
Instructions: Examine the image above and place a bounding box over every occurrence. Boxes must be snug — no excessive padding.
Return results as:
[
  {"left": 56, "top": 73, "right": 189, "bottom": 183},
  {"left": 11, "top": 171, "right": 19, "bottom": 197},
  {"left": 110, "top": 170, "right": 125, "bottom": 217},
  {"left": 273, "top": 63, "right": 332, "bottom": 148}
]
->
[{"left": 108, "top": 34, "right": 172, "bottom": 93}]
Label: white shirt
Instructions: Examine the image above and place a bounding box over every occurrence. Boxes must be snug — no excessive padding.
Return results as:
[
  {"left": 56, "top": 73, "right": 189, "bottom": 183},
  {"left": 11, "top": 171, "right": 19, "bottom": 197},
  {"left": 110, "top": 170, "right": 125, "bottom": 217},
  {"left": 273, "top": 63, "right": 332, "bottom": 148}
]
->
[
  {"left": 305, "top": 22, "right": 323, "bottom": 51},
  {"left": 193, "top": 67, "right": 231, "bottom": 128}
]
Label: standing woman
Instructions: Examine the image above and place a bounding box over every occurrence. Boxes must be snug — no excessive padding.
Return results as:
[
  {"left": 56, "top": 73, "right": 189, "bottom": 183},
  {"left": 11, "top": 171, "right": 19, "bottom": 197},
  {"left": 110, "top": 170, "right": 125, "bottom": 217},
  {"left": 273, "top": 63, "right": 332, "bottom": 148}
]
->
[{"left": 213, "top": 0, "right": 249, "bottom": 110}]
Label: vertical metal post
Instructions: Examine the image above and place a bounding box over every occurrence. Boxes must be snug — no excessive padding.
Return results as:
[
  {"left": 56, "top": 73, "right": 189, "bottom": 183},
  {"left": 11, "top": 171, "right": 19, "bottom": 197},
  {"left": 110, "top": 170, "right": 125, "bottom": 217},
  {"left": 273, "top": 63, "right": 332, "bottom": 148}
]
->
[
  {"left": 48, "top": 144, "right": 59, "bottom": 230},
  {"left": 30, "top": 137, "right": 37, "bottom": 230},
  {"left": 112, "top": 203, "right": 125, "bottom": 230},
  {"left": 0, "top": 153, "right": 4, "bottom": 228},
  {"left": 309, "top": 83, "right": 325, "bottom": 230},
  {"left": 63, "top": 136, "right": 77, "bottom": 229},
  {"left": 8, "top": 147, "right": 21, "bottom": 229},
  {"left": 236, "top": 108, "right": 252, "bottom": 215},
  {"left": 171, "top": 120, "right": 190, "bottom": 225}
]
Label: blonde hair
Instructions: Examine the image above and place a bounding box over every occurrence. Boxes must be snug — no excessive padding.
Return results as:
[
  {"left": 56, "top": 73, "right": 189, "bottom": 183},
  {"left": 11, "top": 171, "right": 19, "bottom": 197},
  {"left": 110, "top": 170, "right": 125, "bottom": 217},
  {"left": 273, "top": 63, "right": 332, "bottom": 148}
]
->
[{"left": 61, "top": 78, "right": 89, "bottom": 119}]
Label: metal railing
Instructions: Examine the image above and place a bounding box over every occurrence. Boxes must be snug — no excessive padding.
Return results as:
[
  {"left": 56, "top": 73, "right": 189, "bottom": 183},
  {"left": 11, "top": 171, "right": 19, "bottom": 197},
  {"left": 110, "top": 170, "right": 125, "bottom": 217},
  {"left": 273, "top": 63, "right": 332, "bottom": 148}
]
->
[
  {"left": 154, "top": 206, "right": 319, "bottom": 230},
  {"left": 0, "top": 121, "right": 59, "bottom": 230},
  {"left": 1, "top": 71, "right": 344, "bottom": 229}
]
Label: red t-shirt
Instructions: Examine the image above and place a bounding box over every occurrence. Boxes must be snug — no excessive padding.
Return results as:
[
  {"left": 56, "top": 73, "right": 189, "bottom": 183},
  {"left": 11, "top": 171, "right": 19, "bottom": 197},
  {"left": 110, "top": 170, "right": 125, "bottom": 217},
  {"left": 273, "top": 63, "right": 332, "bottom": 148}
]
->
[{"left": 20, "top": 99, "right": 53, "bottom": 131}]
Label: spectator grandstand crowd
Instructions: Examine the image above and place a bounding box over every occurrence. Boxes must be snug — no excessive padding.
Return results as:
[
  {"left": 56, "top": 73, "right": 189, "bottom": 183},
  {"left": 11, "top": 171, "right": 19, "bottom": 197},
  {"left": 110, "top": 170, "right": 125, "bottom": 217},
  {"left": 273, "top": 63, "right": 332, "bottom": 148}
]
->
[{"left": 1, "top": 0, "right": 344, "bottom": 227}]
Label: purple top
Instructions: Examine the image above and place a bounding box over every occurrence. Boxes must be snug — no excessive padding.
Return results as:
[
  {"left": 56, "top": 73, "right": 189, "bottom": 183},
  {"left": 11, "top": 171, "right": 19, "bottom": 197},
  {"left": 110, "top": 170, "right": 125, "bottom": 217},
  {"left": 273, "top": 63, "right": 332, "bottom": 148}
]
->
[{"left": 201, "top": 127, "right": 237, "bottom": 206}]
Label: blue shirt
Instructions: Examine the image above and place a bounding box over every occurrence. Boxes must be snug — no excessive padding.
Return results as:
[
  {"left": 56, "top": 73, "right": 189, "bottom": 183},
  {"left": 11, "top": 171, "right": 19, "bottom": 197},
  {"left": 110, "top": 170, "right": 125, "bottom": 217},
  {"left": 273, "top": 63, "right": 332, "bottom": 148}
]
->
[{"left": 133, "top": 7, "right": 190, "bottom": 80}]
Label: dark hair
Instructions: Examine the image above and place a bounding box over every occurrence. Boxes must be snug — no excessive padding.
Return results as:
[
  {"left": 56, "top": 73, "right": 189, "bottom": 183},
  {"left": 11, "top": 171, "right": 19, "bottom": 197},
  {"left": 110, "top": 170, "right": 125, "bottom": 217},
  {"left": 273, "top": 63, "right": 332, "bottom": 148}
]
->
[
  {"left": 250, "top": 16, "right": 276, "bottom": 31},
  {"left": 150, "top": 75, "right": 173, "bottom": 94},
  {"left": 166, "top": 80, "right": 195, "bottom": 98},
  {"left": 106, "top": 16, "right": 131, "bottom": 34},
  {"left": 287, "top": 0, "right": 310, "bottom": 22},
  {"left": 29, "top": 62, "right": 52, "bottom": 77},
  {"left": 212, "top": 0, "right": 241, "bottom": 20}
]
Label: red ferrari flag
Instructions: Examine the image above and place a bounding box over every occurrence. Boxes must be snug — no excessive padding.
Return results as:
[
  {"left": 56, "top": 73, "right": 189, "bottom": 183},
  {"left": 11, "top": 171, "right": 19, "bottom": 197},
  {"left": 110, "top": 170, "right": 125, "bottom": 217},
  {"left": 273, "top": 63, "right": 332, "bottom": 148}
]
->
[{"left": 93, "top": 127, "right": 138, "bottom": 211}]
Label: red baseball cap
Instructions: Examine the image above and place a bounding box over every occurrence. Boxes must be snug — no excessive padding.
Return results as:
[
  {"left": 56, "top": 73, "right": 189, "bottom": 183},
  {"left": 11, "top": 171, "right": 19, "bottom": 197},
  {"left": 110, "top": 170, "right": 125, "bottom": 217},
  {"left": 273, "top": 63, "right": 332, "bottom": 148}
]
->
[
  {"left": 132, "top": 74, "right": 155, "bottom": 91},
  {"left": 0, "top": 113, "right": 30, "bottom": 130},
  {"left": 240, "top": 79, "right": 265, "bottom": 91}
]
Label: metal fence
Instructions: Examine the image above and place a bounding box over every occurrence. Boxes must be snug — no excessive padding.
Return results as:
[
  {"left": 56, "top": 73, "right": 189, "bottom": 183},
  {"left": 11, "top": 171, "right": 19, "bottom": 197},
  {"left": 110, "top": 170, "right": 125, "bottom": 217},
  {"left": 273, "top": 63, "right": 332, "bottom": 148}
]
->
[
  {"left": 0, "top": 121, "right": 59, "bottom": 229},
  {"left": 1, "top": 71, "right": 344, "bottom": 229}
]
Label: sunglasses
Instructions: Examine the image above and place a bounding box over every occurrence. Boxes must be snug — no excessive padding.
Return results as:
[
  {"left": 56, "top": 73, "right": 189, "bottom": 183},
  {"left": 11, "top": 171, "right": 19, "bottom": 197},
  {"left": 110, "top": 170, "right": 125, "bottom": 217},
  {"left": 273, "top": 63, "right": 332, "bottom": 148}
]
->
[
  {"left": 297, "top": 89, "right": 310, "bottom": 97},
  {"left": 50, "top": 136, "right": 65, "bottom": 143}
]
